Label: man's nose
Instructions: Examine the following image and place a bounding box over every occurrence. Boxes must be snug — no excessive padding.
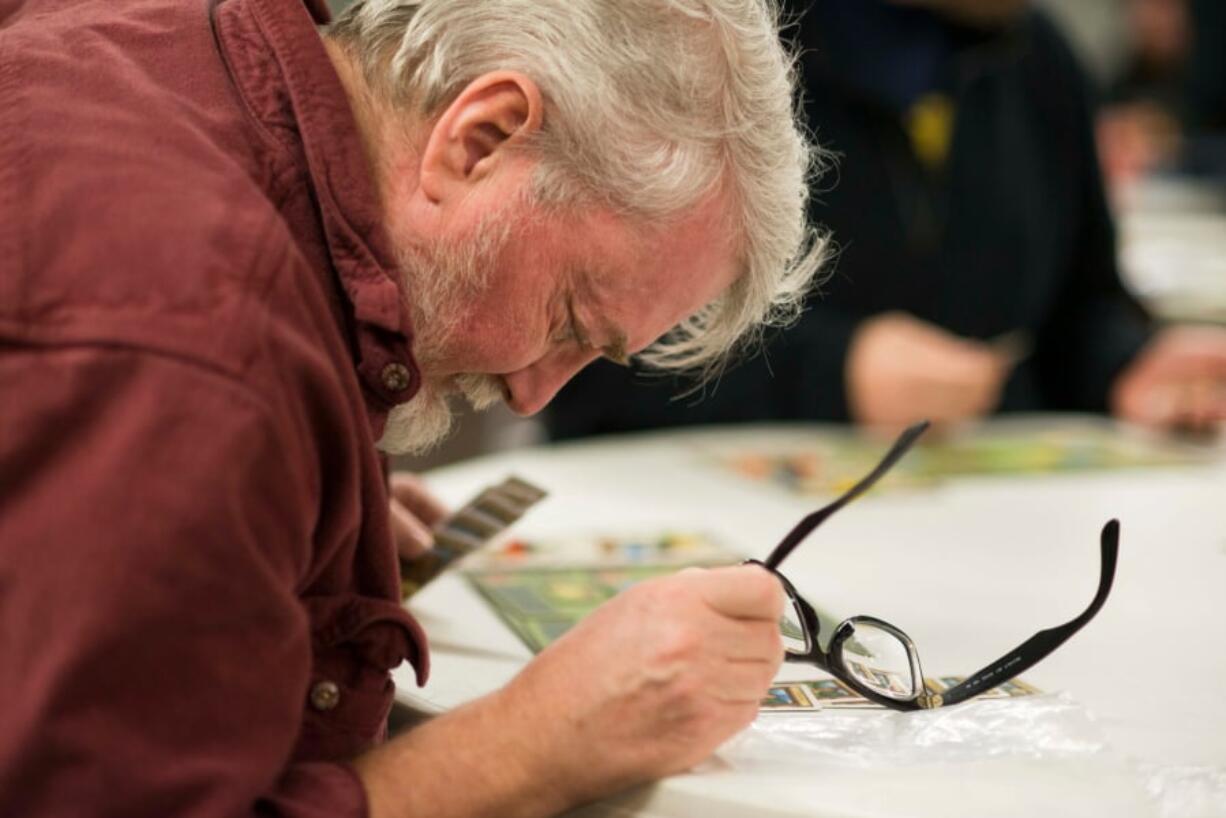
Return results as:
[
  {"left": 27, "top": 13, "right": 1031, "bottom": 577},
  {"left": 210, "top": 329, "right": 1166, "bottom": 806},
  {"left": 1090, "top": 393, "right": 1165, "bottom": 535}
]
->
[{"left": 503, "top": 348, "right": 600, "bottom": 416}]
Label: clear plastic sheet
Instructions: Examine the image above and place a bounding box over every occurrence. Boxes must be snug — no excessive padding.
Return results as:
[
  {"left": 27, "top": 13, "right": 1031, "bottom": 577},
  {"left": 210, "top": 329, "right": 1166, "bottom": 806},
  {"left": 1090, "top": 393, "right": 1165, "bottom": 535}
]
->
[
  {"left": 712, "top": 694, "right": 1226, "bottom": 817},
  {"left": 1142, "top": 763, "right": 1226, "bottom": 818},
  {"left": 725, "top": 694, "right": 1107, "bottom": 769}
]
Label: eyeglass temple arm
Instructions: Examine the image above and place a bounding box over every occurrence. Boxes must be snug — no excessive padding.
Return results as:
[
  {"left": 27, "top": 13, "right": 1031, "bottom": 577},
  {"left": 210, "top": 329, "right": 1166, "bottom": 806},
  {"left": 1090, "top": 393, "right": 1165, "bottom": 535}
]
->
[
  {"left": 764, "top": 420, "right": 930, "bottom": 570},
  {"left": 939, "top": 520, "right": 1120, "bottom": 707}
]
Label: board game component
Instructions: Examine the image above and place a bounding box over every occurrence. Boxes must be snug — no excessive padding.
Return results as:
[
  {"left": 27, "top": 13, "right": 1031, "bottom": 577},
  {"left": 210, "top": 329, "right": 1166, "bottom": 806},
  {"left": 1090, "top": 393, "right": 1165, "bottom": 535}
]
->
[{"left": 400, "top": 476, "right": 548, "bottom": 599}]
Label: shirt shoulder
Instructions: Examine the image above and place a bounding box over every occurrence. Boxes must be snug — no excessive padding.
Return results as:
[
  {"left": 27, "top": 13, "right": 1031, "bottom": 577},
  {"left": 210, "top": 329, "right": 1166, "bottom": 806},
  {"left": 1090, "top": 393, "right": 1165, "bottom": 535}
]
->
[{"left": 0, "top": 0, "right": 315, "bottom": 381}]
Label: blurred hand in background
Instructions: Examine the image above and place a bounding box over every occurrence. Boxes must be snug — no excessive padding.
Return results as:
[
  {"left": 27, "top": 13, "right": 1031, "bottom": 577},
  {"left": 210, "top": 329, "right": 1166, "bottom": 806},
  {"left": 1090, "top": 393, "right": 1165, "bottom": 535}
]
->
[
  {"left": 846, "top": 312, "right": 1018, "bottom": 427},
  {"left": 1111, "top": 325, "right": 1226, "bottom": 433}
]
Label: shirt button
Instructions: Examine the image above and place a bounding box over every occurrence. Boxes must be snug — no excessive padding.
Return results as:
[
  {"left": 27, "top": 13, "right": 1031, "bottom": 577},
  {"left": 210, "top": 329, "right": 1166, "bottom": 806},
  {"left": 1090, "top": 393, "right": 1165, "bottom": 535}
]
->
[
  {"left": 310, "top": 680, "right": 341, "bottom": 712},
  {"left": 381, "top": 362, "right": 412, "bottom": 392}
]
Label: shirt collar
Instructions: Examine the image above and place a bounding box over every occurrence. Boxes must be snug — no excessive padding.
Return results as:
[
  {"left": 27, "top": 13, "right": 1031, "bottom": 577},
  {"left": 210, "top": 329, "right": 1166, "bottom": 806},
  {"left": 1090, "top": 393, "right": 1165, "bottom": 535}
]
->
[{"left": 212, "top": 0, "right": 421, "bottom": 410}]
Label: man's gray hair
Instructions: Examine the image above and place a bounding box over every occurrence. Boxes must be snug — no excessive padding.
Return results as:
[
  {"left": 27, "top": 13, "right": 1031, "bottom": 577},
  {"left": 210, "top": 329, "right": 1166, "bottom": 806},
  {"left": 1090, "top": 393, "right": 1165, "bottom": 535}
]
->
[{"left": 327, "top": 0, "right": 827, "bottom": 376}]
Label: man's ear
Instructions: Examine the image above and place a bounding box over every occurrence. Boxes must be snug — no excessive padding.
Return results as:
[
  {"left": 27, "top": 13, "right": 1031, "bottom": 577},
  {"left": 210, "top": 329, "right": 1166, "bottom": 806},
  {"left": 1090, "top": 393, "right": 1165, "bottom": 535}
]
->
[{"left": 418, "top": 71, "right": 544, "bottom": 203}]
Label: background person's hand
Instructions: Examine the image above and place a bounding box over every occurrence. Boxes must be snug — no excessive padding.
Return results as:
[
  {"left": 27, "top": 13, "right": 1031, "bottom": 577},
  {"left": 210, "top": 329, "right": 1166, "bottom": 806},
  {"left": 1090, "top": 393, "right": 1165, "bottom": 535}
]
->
[
  {"left": 846, "top": 311, "right": 1018, "bottom": 427},
  {"left": 1110, "top": 325, "right": 1226, "bottom": 434},
  {"left": 388, "top": 472, "right": 449, "bottom": 560},
  {"left": 499, "top": 563, "right": 785, "bottom": 806}
]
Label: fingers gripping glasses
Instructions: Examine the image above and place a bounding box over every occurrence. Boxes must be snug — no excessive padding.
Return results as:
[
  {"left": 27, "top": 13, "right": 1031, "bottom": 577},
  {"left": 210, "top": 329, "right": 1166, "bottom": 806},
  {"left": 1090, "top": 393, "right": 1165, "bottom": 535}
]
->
[{"left": 748, "top": 421, "right": 1120, "bottom": 711}]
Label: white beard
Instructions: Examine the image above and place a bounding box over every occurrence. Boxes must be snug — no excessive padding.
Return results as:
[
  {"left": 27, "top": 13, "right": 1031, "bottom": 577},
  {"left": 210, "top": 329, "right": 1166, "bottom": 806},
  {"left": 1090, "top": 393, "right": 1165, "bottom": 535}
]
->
[{"left": 377, "top": 372, "right": 505, "bottom": 456}]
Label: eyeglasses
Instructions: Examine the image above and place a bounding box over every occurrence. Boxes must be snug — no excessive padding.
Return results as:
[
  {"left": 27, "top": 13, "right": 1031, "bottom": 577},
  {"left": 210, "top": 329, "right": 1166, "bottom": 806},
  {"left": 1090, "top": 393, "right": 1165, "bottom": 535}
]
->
[{"left": 748, "top": 420, "right": 1120, "bottom": 711}]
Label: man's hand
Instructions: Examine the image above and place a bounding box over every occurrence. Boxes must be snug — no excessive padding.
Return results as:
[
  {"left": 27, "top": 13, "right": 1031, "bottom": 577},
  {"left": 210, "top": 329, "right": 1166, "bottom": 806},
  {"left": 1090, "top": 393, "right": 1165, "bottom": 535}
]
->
[
  {"left": 503, "top": 564, "right": 785, "bottom": 802},
  {"left": 1110, "top": 325, "right": 1226, "bottom": 434},
  {"left": 388, "top": 472, "right": 448, "bottom": 560},
  {"left": 846, "top": 312, "right": 1017, "bottom": 427},
  {"left": 355, "top": 564, "right": 785, "bottom": 818}
]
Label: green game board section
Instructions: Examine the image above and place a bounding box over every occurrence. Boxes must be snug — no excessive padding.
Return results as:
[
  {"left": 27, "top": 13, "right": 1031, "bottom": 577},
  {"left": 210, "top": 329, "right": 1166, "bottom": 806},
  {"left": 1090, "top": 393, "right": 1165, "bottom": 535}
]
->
[{"left": 466, "top": 563, "right": 725, "bottom": 653}]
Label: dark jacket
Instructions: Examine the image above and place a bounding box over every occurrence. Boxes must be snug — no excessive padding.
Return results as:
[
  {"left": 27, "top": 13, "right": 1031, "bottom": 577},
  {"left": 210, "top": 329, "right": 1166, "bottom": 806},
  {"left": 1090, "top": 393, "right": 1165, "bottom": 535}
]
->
[{"left": 546, "top": 7, "right": 1152, "bottom": 439}]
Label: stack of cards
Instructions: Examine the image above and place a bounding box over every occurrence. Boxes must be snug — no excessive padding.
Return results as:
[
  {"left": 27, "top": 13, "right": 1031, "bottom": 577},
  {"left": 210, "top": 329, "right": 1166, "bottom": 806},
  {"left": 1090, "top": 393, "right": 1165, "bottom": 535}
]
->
[
  {"left": 400, "top": 476, "right": 547, "bottom": 599},
  {"left": 761, "top": 676, "right": 1041, "bottom": 711}
]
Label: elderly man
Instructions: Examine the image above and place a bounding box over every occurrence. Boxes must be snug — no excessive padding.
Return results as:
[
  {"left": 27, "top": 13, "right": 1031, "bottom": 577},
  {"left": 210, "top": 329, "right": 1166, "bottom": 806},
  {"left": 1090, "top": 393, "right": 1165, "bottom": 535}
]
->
[{"left": 0, "top": 0, "right": 824, "bottom": 816}]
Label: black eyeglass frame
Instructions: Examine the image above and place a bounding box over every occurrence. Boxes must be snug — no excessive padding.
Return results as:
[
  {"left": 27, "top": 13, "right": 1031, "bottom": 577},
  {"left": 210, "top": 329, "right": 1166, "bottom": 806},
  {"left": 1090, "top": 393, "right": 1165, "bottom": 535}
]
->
[{"left": 749, "top": 421, "right": 1121, "bottom": 711}]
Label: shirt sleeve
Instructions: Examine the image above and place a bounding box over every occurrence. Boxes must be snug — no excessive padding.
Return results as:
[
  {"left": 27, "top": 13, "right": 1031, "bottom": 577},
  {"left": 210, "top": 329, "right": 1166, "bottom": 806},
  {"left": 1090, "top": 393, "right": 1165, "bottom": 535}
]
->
[{"left": 0, "top": 343, "right": 368, "bottom": 818}]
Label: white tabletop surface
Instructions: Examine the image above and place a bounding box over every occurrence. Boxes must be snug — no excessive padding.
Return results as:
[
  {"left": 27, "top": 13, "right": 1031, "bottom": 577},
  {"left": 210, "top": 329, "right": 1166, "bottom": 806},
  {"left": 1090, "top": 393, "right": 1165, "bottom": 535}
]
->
[{"left": 392, "top": 416, "right": 1226, "bottom": 817}]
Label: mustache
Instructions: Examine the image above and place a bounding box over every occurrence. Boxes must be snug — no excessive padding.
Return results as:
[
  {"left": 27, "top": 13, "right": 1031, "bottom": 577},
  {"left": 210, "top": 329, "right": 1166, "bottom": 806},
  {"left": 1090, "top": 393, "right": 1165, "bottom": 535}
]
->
[{"left": 453, "top": 373, "right": 506, "bottom": 410}]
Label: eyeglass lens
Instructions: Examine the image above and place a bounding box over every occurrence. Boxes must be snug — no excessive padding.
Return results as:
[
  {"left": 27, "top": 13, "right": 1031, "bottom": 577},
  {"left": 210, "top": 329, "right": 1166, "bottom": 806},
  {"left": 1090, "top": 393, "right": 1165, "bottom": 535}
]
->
[
  {"left": 837, "top": 620, "right": 922, "bottom": 701},
  {"left": 780, "top": 595, "right": 810, "bottom": 655}
]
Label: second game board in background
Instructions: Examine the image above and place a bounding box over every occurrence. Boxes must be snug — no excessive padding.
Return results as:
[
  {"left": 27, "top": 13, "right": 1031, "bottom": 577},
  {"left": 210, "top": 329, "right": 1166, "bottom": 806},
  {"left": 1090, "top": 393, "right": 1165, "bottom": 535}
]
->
[{"left": 700, "top": 416, "right": 1214, "bottom": 496}]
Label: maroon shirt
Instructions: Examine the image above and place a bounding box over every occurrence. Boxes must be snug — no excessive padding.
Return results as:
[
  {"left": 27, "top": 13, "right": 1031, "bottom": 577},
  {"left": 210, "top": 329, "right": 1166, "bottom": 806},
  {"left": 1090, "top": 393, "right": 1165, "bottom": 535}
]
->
[{"left": 0, "top": 0, "right": 431, "bottom": 814}]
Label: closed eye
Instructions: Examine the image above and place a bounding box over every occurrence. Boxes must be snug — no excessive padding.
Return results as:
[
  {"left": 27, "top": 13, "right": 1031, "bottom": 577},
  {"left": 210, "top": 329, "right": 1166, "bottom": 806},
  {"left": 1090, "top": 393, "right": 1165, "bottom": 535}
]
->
[
  {"left": 562, "top": 291, "right": 628, "bottom": 365},
  {"left": 565, "top": 298, "right": 592, "bottom": 350}
]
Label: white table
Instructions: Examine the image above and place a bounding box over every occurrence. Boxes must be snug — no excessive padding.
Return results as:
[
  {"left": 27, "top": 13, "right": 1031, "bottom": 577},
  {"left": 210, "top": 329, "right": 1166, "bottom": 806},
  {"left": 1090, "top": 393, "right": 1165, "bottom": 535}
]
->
[{"left": 393, "top": 417, "right": 1226, "bottom": 817}]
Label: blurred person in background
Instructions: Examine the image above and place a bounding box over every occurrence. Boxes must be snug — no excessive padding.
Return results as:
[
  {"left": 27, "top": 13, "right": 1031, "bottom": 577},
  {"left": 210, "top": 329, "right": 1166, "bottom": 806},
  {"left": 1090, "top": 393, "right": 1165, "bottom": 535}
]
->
[
  {"left": 546, "top": 0, "right": 1226, "bottom": 440},
  {"left": 1098, "top": 0, "right": 1226, "bottom": 186}
]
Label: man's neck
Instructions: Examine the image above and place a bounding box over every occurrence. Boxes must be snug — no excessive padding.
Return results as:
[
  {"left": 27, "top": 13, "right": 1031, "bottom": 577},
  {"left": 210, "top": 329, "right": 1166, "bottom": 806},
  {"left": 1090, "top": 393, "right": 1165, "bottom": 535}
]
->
[{"left": 320, "top": 36, "right": 411, "bottom": 216}]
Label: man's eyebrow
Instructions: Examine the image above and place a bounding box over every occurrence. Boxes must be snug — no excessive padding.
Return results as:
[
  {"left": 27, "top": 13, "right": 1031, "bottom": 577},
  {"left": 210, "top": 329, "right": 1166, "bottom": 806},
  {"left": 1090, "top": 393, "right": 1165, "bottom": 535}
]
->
[
  {"left": 567, "top": 297, "right": 594, "bottom": 348},
  {"left": 601, "top": 332, "right": 630, "bottom": 367}
]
